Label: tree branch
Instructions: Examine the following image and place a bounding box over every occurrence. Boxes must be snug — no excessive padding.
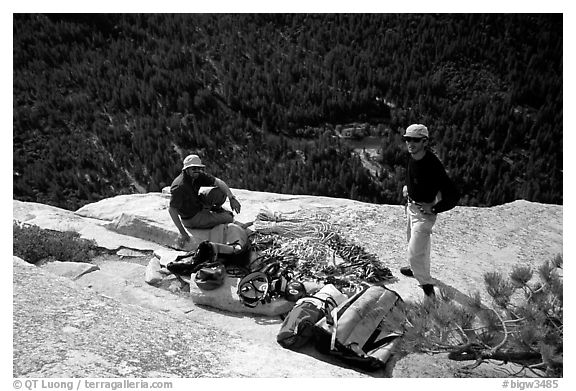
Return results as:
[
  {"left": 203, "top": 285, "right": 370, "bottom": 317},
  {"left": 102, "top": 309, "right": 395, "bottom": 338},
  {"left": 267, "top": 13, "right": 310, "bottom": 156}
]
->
[{"left": 488, "top": 308, "right": 509, "bottom": 353}]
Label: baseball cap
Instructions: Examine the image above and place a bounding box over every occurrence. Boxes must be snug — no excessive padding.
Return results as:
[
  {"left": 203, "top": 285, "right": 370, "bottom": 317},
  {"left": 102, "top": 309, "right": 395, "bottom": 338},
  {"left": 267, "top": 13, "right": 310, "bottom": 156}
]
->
[{"left": 403, "top": 124, "right": 429, "bottom": 139}]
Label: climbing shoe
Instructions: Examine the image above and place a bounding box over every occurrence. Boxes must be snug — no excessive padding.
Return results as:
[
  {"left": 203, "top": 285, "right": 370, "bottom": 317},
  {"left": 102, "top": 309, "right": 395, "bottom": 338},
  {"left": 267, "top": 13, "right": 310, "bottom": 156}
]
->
[
  {"left": 422, "top": 284, "right": 435, "bottom": 298},
  {"left": 194, "top": 240, "right": 218, "bottom": 263},
  {"left": 400, "top": 266, "right": 414, "bottom": 277}
]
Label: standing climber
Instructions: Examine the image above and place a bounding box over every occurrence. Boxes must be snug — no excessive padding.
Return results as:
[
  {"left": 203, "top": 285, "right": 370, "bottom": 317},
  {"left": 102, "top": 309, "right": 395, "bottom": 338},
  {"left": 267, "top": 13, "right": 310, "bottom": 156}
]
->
[{"left": 400, "top": 124, "right": 459, "bottom": 298}]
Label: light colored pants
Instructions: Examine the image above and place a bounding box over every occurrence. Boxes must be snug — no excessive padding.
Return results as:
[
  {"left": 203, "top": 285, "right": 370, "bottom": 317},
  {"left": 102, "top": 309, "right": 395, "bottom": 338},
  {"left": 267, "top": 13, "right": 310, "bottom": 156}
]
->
[
  {"left": 406, "top": 201, "right": 437, "bottom": 285},
  {"left": 212, "top": 223, "right": 249, "bottom": 255},
  {"left": 181, "top": 187, "right": 233, "bottom": 229}
]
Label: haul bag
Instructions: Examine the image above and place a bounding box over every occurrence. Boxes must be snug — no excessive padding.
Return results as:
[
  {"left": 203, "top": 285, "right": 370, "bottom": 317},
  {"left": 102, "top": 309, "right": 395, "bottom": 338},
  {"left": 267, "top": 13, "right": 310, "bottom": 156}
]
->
[{"left": 313, "top": 285, "right": 404, "bottom": 371}]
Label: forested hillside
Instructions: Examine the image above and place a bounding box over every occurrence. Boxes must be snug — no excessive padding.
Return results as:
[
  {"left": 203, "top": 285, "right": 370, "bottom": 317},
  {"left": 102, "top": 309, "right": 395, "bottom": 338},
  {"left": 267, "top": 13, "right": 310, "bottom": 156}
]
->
[{"left": 13, "top": 14, "right": 562, "bottom": 210}]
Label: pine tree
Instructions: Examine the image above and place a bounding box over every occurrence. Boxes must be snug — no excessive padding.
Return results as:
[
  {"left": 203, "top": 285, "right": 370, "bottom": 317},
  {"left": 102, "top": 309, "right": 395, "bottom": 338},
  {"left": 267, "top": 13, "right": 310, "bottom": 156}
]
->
[{"left": 391, "top": 255, "right": 563, "bottom": 377}]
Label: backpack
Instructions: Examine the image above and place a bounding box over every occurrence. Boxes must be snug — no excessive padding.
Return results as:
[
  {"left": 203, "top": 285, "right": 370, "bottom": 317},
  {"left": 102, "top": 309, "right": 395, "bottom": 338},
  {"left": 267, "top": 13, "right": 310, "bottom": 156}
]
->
[
  {"left": 312, "top": 285, "right": 404, "bottom": 371},
  {"left": 276, "top": 284, "right": 346, "bottom": 350},
  {"left": 276, "top": 296, "right": 336, "bottom": 349}
]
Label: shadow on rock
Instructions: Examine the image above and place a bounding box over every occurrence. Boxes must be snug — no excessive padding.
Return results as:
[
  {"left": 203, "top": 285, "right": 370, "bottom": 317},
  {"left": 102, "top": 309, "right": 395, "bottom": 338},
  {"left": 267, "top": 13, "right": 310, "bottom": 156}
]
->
[
  {"left": 284, "top": 344, "right": 393, "bottom": 378},
  {"left": 433, "top": 279, "right": 489, "bottom": 310},
  {"left": 194, "top": 302, "right": 285, "bottom": 326}
]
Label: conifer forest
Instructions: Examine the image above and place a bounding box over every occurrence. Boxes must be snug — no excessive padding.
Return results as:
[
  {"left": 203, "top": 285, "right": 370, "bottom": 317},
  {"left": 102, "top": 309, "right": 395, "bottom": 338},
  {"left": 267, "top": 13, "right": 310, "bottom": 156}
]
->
[{"left": 13, "top": 14, "right": 562, "bottom": 210}]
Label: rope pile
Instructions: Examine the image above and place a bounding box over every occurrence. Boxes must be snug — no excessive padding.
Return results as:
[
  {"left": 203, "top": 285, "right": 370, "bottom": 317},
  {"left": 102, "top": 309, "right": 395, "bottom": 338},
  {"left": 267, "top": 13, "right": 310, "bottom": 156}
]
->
[
  {"left": 253, "top": 208, "right": 333, "bottom": 239},
  {"left": 248, "top": 208, "right": 394, "bottom": 293}
]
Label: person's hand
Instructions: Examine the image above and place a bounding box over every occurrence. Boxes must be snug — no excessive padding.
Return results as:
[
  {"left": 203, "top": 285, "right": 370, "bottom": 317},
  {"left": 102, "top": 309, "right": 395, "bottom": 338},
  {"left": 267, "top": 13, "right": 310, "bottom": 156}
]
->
[
  {"left": 229, "top": 197, "right": 241, "bottom": 214},
  {"left": 177, "top": 232, "right": 190, "bottom": 248},
  {"left": 402, "top": 185, "right": 408, "bottom": 198}
]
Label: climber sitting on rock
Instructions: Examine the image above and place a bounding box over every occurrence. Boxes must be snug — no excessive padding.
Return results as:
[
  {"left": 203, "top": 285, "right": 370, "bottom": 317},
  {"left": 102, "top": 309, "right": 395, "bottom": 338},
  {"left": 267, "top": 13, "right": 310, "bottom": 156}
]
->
[{"left": 168, "top": 154, "right": 242, "bottom": 248}]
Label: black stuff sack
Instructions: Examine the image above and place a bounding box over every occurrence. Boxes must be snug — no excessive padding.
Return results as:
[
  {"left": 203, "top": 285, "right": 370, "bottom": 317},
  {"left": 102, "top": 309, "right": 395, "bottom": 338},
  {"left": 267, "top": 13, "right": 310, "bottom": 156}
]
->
[{"left": 194, "top": 262, "right": 226, "bottom": 291}]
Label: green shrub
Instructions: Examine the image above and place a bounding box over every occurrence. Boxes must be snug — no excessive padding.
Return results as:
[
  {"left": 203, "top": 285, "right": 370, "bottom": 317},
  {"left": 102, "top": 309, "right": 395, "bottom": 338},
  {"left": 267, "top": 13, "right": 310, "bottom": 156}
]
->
[{"left": 13, "top": 222, "right": 99, "bottom": 264}]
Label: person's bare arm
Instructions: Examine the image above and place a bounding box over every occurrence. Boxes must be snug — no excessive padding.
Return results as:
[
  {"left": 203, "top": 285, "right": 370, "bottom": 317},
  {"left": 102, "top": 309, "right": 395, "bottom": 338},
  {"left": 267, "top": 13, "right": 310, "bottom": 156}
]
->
[
  {"left": 169, "top": 206, "right": 190, "bottom": 246},
  {"left": 214, "top": 178, "right": 241, "bottom": 213}
]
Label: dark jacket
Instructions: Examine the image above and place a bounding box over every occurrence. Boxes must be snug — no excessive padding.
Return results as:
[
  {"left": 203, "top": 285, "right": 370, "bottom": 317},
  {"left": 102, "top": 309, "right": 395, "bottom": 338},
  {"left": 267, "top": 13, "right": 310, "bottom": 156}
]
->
[{"left": 406, "top": 150, "right": 459, "bottom": 214}]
